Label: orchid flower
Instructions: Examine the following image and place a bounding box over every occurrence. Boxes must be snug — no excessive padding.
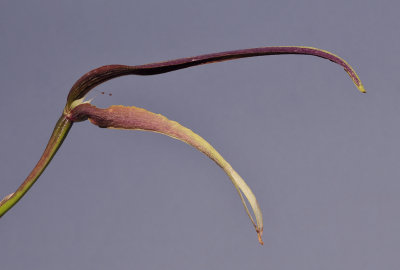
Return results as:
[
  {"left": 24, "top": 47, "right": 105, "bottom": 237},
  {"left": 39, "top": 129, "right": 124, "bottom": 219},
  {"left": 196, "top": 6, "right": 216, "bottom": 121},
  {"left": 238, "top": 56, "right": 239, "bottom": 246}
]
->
[{"left": 0, "top": 46, "right": 365, "bottom": 245}]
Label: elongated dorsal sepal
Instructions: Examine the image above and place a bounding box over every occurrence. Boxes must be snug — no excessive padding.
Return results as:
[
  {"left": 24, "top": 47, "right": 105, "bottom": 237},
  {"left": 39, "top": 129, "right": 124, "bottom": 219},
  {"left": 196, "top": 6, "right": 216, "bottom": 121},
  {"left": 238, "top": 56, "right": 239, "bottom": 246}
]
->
[{"left": 66, "top": 46, "right": 365, "bottom": 111}]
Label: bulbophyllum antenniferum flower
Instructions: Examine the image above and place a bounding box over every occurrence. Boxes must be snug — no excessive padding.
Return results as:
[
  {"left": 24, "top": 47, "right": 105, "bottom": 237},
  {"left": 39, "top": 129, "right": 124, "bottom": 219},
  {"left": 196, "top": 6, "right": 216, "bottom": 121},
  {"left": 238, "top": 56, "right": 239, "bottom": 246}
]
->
[{"left": 0, "top": 46, "right": 365, "bottom": 245}]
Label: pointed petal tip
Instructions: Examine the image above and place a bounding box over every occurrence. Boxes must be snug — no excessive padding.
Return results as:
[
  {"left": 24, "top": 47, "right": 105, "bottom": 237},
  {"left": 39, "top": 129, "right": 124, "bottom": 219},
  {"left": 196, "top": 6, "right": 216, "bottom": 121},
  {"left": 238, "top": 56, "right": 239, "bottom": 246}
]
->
[
  {"left": 257, "top": 228, "right": 264, "bottom": 245},
  {"left": 257, "top": 233, "right": 264, "bottom": 245},
  {"left": 358, "top": 84, "right": 366, "bottom": 93}
]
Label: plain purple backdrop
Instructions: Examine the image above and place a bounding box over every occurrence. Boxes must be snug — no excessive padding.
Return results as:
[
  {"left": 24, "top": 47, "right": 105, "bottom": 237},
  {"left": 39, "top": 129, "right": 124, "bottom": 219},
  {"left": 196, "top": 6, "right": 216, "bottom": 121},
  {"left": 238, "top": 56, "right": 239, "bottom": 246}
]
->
[{"left": 1, "top": 0, "right": 399, "bottom": 269}]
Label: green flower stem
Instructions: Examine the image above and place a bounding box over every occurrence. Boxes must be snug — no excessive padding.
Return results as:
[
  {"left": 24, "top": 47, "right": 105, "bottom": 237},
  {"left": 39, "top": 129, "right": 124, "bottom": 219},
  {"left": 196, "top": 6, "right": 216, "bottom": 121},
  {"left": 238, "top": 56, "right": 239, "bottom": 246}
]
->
[{"left": 0, "top": 115, "right": 73, "bottom": 217}]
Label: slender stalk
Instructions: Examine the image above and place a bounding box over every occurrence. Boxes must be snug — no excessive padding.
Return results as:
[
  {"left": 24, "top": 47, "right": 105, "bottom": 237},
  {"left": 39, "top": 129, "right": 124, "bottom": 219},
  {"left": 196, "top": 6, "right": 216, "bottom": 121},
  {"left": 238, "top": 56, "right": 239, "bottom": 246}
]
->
[{"left": 0, "top": 115, "right": 73, "bottom": 217}]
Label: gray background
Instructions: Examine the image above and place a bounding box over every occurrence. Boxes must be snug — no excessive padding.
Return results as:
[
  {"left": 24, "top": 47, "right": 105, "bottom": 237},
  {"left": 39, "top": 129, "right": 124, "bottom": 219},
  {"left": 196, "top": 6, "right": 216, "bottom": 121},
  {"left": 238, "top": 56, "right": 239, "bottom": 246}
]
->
[{"left": 0, "top": 0, "right": 399, "bottom": 269}]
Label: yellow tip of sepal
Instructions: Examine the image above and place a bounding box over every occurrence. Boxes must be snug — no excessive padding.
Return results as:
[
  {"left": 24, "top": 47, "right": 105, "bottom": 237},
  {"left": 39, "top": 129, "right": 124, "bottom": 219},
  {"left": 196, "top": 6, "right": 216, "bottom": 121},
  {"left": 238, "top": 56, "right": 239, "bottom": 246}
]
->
[{"left": 358, "top": 84, "right": 366, "bottom": 93}]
